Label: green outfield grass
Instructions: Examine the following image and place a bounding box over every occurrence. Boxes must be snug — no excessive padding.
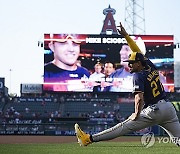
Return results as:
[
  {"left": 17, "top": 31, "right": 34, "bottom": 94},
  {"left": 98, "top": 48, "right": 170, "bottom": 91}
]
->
[{"left": 0, "top": 142, "right": 179, "bottom": 154}]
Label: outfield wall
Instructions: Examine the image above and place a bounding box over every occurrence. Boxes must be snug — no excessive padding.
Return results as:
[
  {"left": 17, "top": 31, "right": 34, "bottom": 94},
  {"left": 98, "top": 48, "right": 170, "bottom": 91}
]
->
[{"left": 0, "top": 120, "right": 162, "bottom": 136}]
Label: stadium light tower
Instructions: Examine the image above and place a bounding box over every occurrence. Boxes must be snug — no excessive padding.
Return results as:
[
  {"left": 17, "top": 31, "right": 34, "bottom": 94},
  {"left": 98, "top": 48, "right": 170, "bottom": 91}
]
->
[{"left": 124, "top": 0, "right": 146, "bottom": 35}]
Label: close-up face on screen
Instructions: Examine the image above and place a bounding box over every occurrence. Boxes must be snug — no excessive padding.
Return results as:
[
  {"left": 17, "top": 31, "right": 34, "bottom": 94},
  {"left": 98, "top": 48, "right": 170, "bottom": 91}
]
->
[{"left": 43, "top": 34, "right": 174, "bottom": 93}]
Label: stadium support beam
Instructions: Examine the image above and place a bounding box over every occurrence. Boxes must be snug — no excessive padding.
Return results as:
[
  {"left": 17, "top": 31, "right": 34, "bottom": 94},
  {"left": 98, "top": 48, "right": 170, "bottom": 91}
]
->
[{"left": 125, "top": 0, "right": 146, "bottom": 35}]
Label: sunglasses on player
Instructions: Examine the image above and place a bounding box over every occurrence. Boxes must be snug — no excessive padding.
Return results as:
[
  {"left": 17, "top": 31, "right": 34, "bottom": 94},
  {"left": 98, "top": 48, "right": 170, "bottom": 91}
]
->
[{"left": 44, "top": 34, "right": 86, "bottom": 44}]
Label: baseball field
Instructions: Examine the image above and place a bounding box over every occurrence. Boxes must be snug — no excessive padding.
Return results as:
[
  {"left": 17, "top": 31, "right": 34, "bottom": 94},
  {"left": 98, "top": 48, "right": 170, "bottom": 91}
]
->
[{"left": 0, "top": 136, "right": 179, "bottom": 154}]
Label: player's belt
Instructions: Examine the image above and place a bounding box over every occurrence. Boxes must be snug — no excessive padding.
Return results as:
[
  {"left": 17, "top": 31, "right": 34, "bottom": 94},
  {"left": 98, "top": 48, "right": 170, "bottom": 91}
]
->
[
  {"left": 150, "top": 99, "right": 166, "bottom": 111},
  {"left": 145, "top": 99, "right": 165, "bottom": 108}
]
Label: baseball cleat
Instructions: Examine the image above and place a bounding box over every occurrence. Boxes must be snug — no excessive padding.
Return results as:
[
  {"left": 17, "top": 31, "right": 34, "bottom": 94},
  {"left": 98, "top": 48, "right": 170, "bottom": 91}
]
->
[{"left": 74, "top": 123, "right": 92, "bottom": 146}]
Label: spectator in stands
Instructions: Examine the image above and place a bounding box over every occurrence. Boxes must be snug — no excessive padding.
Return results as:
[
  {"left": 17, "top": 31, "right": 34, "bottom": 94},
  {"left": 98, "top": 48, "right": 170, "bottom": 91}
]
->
[
  {"left": 101, "top": 61, "right": 115, "bottom": 91},
  {"left": 107, "top": 44, "right": 134, "bottom": 92},
  {"left": 44, "top": 34, "right": 90, "bottom": 91},
  {"left": 103, "top": 61, "right": 115, "bottom": 78},
  {"left": 25, "top": 107, "right": 30, "bottom": 113},
  {"left": 89, "top": 63, "right": 105, "bottom": 92}
]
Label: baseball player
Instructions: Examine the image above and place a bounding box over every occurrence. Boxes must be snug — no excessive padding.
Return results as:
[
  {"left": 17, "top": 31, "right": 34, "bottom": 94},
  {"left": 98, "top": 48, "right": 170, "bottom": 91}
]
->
[{"left": 74, "top": 22, "right": 180, "bottom": 146}]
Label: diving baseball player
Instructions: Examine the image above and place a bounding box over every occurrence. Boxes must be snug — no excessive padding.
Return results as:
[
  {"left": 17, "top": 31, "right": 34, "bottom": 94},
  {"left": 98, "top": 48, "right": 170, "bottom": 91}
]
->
[{"left": 74, "top": 22, "right": 180, "bottom": 146}]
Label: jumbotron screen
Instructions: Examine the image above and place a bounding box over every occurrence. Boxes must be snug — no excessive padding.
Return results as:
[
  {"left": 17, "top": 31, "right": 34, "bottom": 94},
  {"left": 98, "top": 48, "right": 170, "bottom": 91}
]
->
[{"left": 43, "top": 34, "right": 174, "bottom": 92}]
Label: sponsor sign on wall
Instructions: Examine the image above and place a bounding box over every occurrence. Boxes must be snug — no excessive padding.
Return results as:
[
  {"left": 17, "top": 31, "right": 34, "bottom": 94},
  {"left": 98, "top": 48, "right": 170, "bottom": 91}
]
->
[{"left": 21, "top": 84, "right": 42, "bottom": 94}]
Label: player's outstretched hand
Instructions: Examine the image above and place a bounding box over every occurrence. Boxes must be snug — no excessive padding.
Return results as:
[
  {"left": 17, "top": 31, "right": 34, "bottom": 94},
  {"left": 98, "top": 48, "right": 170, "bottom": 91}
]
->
[{"left": 117, "top": 22, "right": 128, "bottom": 37}]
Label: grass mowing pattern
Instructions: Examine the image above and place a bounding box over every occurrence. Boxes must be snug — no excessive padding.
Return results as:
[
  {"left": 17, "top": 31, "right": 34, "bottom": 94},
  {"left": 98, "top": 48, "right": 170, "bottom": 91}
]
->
[{"left": 0, "top": 142, "right": 179, "bottom": 154}]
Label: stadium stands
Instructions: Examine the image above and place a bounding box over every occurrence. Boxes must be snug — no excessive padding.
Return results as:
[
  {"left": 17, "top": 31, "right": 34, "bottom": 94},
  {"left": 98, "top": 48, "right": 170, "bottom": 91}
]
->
[{"left": 0, "top": 92, "right": 179, "bottom": 135}]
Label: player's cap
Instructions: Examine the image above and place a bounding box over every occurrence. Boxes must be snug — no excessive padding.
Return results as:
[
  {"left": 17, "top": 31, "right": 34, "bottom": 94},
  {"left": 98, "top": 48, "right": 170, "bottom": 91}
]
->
[{"left": 123, "top": 52, "right": 145, "bottom": 63}]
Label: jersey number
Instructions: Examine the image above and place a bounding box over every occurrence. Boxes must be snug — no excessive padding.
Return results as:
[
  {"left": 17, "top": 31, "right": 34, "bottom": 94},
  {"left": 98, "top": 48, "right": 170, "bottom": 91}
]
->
[{"left": 151, "top": 76, "right": 163, "bottom": 97}]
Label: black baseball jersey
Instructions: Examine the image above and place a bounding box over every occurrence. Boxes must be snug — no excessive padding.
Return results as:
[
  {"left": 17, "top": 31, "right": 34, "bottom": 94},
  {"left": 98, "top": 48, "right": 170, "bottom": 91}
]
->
[{"left": 133, "top": 59, "right": 166, "bottom": 107}]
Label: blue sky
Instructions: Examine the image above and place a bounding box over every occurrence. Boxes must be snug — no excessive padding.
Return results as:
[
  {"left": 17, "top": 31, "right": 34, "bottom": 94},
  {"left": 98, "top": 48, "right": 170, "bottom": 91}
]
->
[{"left": 0, "top": 0, "right": 180, "bottom": 95}]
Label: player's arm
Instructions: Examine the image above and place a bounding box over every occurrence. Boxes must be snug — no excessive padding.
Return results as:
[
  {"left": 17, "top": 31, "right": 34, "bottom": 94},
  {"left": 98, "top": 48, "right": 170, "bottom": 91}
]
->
[
  {"left": 134, "top": 92, "right": 144, "bottom": 117},
  {"left": 128, "top": 73, "right": 145, "bottom": 120},
  {"left": 117, "top": 22, "right": 142, "bottom": 53},
  {"left": 128, "top": 92, "right": 144, "bottom": 120}
]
